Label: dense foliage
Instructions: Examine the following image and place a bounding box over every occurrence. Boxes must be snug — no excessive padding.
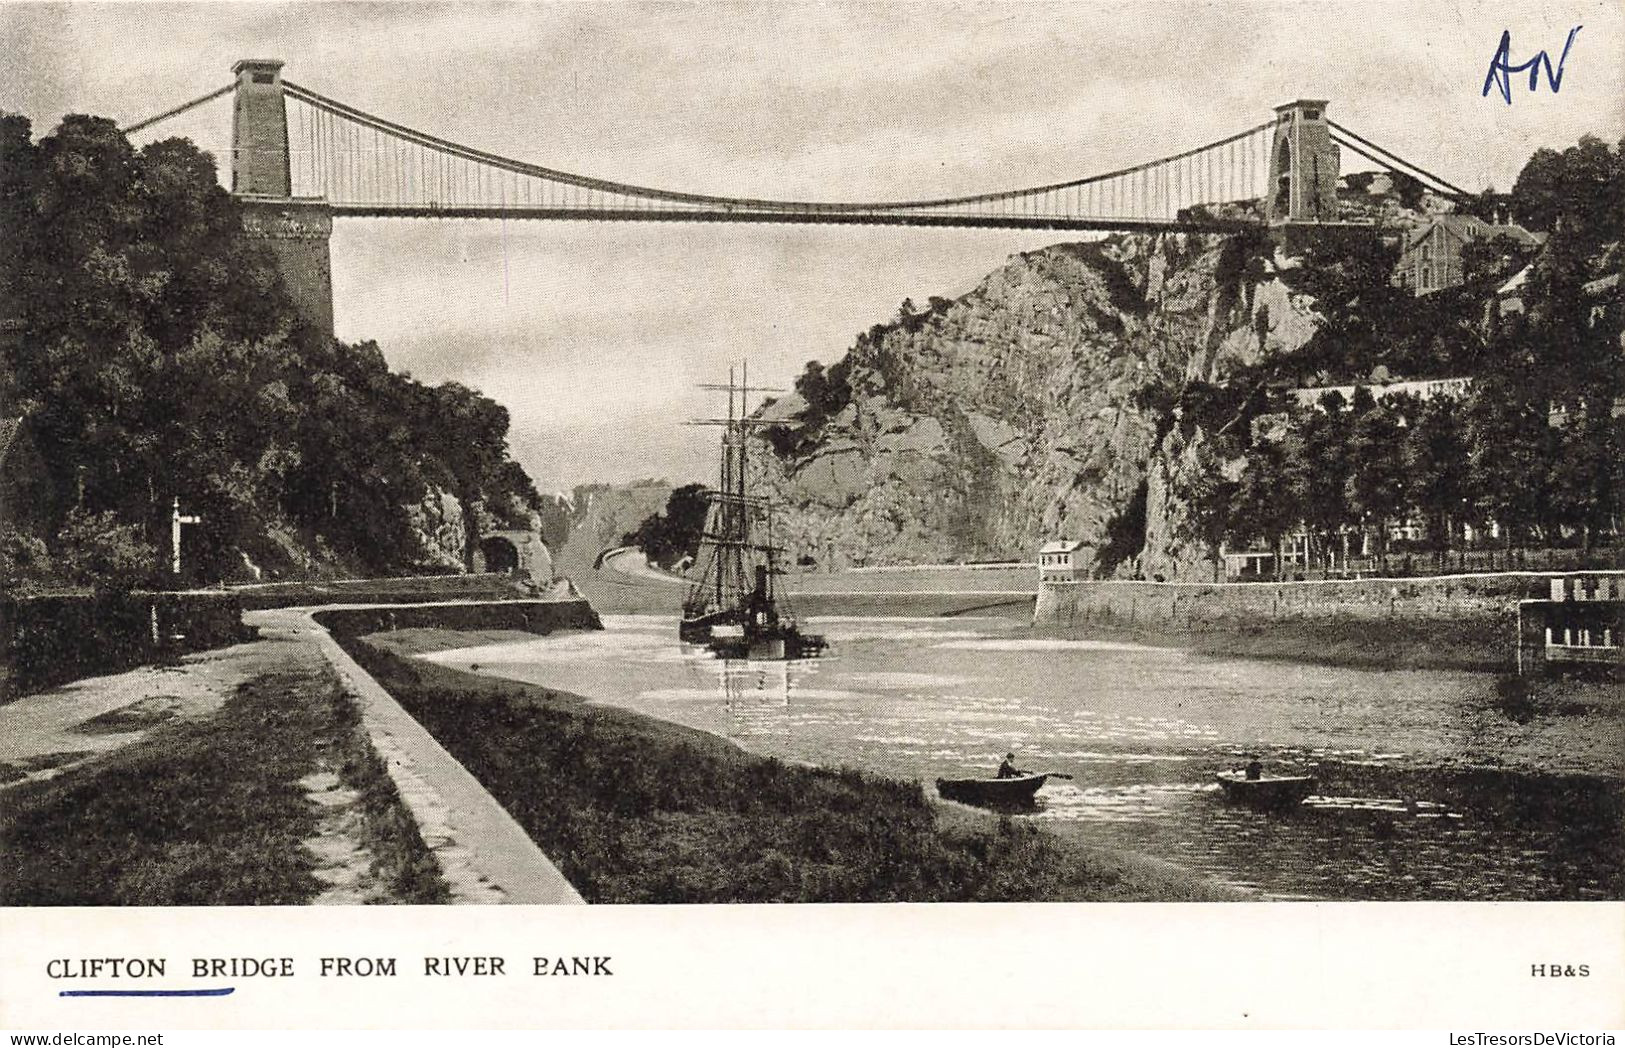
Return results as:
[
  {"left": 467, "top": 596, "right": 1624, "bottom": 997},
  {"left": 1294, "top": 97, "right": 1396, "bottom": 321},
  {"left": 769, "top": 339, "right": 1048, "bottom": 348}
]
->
[
  {"left": 1181, "top": 136, "right": 1625, "bottom": 574},
  {"left": 1510, "top": 135, "right": 1625, "bottom": 239},
  {"left": 621, "top": 482, "right": 709, "bottom": 569},
  {"left": 0, "top": 113, "right": 541, "bottom": 584}
]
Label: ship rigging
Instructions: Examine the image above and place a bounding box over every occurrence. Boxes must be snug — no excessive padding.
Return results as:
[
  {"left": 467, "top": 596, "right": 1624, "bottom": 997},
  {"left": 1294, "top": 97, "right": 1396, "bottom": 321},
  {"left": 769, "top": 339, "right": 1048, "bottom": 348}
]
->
[{"left": 679, "top": 364, "right": 826, "bottom": 660}]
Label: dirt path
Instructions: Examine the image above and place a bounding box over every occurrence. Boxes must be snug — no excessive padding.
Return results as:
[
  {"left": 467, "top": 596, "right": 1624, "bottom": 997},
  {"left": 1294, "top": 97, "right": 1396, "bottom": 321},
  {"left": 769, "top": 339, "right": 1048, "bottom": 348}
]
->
[
  {"left": 299, "top": 768, "right": 378, "bottom": 904},
  {"left": 4, "top": 604, "right": 586, "bottom": 905},
  {"left": 0, "top": 627, "right": 309, "bottom": 787},
  {"left": 1, "top": 618, "right": 430, "bottom": 904}
]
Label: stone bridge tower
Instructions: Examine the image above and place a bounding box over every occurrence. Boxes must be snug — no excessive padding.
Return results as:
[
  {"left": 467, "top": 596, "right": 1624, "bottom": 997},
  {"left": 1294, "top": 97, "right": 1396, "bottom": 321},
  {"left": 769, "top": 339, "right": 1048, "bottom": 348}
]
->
[
  {"left": 1266, "top": 99, "right": 1340, "bottom": 223},
  {"left": 231, "top": 59, "right": 334, "bottom": 340}
]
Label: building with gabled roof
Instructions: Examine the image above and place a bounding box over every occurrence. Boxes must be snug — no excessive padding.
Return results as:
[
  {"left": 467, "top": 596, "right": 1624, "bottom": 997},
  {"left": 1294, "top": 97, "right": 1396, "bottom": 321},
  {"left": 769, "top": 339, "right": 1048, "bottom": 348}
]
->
[
  {"left": 1037, "top": 539, "right": 1093, "bottom": 583},
  {"left": 1394, "top": 215, "right": 1544, "bottom": 296}
]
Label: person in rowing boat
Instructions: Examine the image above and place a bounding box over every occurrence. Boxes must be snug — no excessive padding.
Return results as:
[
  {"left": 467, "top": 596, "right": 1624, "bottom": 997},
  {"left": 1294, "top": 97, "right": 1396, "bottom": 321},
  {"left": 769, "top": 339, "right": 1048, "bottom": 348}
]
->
[
  {"left": 1244, "top": 754, "right": 1263, "bottom": 781},
  {"left": 996, "top": 752, "right": 1030, "bottom": 779}
]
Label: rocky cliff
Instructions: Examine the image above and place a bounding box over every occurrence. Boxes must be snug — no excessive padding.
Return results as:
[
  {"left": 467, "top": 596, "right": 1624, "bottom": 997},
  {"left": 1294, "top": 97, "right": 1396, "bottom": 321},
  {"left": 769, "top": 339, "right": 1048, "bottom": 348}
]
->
[
  {"left": 553, "top": 480, "right": 675, "bottom": 577},
  {"left": 749, "top": 233, "right": 1322, "bottom": 580},
  {"left": 407, "top": 489, "right": 469, "bottom": 573}
]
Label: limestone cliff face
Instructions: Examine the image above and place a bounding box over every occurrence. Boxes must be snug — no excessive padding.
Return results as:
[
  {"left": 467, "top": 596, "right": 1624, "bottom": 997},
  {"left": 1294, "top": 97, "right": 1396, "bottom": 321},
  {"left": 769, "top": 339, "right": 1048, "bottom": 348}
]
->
[
  {"left": 406, "top": 488, "right": 469, "bottom": 572},
  {"left": 750, "top": 233, "right": 1320, "bottom": 579},
  {"left": 404, "top": 488, "right": 561, "bottom": 580},
  {"left": 554, "top": 480, "right": 674, "bottom": 577}
]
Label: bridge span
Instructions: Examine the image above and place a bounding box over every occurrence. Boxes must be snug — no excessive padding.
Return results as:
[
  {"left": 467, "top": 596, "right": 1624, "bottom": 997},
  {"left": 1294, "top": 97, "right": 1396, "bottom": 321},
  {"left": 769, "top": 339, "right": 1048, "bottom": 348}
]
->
[{"left": 122, "top": 58, "right": 1473, "bottom": 338}]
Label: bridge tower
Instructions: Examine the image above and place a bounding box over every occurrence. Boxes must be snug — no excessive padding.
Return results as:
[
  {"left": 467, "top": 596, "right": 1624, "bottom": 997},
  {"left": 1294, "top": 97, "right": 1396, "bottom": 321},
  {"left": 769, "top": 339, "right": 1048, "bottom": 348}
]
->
[
  {"left": 230, "top": 59, "right": 334, "bottom": 341},
  {"left": 1266, "top": 100, "right": 1340, "bottom": 223}
]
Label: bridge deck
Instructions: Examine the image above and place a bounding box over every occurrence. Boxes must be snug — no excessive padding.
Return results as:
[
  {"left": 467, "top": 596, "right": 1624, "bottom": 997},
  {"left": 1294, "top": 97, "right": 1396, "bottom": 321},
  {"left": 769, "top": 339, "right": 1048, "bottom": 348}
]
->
[
  {"left": 318, "top": 203, "right": 1386, "bottom": 234},
  {"left": 327, "top": 204, "right": 1272, "bottom": 232}
]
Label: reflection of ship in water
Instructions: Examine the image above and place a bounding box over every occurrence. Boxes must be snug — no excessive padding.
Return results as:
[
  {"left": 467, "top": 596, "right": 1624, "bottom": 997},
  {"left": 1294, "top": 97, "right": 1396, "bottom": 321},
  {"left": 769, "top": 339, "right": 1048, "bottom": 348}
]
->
[
  {"left": 716, "top": 657, "right": 792, "bottom": 737},
  {"left": 679, "top": 364, "right": 826, "bottom": 660}
]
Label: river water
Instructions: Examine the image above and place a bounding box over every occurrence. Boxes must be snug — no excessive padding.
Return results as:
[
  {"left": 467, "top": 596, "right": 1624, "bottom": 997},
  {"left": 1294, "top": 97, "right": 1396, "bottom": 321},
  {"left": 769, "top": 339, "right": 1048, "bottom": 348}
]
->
[{"left": 423, "top": 613, "right": 1624, "bottom": 901}]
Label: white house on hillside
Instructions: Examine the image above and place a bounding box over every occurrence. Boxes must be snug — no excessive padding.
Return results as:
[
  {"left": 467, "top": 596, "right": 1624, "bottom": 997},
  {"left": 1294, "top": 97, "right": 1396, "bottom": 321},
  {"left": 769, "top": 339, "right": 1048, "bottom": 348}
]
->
[{"left": 1038, "top": 539, "right": 1092, "bottom": 583}]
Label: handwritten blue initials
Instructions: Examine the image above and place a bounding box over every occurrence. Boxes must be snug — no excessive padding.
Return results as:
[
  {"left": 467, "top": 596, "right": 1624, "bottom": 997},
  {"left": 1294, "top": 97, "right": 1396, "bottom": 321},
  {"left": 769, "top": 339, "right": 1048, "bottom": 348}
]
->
[{"left": 1483, "top": 26, "right": 1582, "bottom": 104}]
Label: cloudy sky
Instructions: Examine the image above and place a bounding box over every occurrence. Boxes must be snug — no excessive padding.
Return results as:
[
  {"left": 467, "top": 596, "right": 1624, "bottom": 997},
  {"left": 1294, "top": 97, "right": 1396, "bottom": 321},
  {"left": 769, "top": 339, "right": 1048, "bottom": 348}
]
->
[{"left": 5, "top": 1, "right": 1621, "bottom": 491}]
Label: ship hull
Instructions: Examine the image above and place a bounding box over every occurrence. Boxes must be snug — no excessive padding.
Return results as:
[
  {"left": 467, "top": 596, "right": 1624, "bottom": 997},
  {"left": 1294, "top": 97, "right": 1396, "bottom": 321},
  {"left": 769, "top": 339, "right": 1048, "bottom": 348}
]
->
[
  {"left": 679, "top": 612, "right": 730, "bottom": 645},
  {"left": 680, "top": 612, "right": 826, "bottom": 660}
]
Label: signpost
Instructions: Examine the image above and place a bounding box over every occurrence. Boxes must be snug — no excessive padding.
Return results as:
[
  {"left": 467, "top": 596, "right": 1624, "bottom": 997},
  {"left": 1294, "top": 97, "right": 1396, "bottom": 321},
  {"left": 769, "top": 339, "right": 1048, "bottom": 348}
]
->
[{"left": 171, "top": 497, "right": 201, "bottom": 576}]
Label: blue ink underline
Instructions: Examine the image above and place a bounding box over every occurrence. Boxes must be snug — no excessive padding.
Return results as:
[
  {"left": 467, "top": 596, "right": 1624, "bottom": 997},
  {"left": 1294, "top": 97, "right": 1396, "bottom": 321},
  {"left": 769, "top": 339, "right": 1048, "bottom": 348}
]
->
[{"left": 60, "top": 987, "right": 236, "bottom": 998}]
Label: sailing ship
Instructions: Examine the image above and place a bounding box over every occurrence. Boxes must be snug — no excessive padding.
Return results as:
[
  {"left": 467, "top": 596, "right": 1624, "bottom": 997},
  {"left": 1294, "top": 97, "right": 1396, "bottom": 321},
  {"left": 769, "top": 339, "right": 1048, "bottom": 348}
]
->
[{"left": 680, "top": 365, "right": 827, "bottom": 660}]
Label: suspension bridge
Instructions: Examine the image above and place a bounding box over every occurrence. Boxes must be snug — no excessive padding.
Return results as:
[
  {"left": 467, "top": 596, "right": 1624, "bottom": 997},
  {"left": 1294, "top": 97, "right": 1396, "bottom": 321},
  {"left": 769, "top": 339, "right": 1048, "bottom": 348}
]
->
[{"left": 121, "top": 59, "right": 1474, "bottom": 335}]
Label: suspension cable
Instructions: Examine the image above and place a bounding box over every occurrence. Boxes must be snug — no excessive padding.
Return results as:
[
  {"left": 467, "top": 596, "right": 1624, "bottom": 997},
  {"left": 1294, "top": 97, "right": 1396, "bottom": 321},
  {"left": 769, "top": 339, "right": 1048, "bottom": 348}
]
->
[
  {"left": 1328, "top": 120, "right": 1470, "bottom": 197},
  {"left": 118, "top": 77, "right": 1308, "bottom": 221},
  {"left": 119, "top": 84, "right": 235, "bottom": 134},
  {"left": 284, "top": 78, "right": 1272, "bottom": 214}
]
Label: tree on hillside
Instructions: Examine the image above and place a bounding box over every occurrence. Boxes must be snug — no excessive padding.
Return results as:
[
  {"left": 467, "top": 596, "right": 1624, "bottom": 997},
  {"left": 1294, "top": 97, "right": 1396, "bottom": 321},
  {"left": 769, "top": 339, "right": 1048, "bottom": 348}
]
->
[
  {"left": 2, "top": 113, "right": 547, "bottom": 583},
  {"left": 1343, "top": 393, "right": 1409, "bottom": 573},
  {"left": 793, "top": 358, "right": 854, "bottom": 431},
  {"left": 1454, "top": 187, "right": 1503, "bottom": 224},
  {"left": 1182, "top": 439, "right": 1238, "bottom": 582},
  {"left": 1547, "top": 406, "right": 1625, "bottom": 557},
  {"left": 426, "top": 380, "right": 522, "bottom": 564},
  {"left": 53, "top": 509, "right": 159, "bottom": 592},
  {"left": 1283, "top": 232, "right": 1399, "bottom": 319},
  {"left": 276, "top": 339, "right": 432, "bottom": 571},
  {"left": 1463, "top": 373, "right": 1555, "bottom": 564},
  {"left": 1094, "top": 479, "right": 1148, "bottom": 578},
  {"left": 0, "top": 115, "right": 39, "bottom": 393},
  {"left": 2, "top": 117, "right": 304, "bottom": 570},
  {"left": 1460, "top": 232, "right": 1537, "bottom": 288},
  {"left": 622, "top": 483, "right": 710, "bottom": 570},
  {"left": 0, "top": 527, "right": 51, "bottom": 593},
  {"left": 1511, "top": 136, "right": 1624, "bottom": 242},
  {"left": 1282, "top": 392, "right": 1355, "bottom": 571},
  {"left": 1226, "top": 436, "right": 1298, "bottom": 580},
  {"left": 1403, "top": 397, "right": 1473, "bottom": 569}
]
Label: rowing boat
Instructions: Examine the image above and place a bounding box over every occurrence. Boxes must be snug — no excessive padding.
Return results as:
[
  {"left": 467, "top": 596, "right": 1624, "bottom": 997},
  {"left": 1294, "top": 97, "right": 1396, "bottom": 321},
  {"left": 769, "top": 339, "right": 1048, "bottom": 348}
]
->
[
  {"left": 935, "top": 772, "right": 1049, "bottom": 807},
  {"left": 1214, "top": 771, "right": 1316, "bottom": 809}
]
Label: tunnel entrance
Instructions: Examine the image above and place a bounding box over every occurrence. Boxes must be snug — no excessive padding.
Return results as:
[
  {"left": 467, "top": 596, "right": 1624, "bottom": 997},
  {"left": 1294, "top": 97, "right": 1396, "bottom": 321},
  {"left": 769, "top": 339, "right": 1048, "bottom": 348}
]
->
[{"left": 479, "top": 536, "right": 520, "bottom": 575}]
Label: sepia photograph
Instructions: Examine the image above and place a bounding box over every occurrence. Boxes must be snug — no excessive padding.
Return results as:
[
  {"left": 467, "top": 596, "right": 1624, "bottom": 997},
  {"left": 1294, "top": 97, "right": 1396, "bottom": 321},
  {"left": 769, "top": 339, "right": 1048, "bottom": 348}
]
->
[{"left": 0, "top": 0, "right": 1621, "bottom": 1032}]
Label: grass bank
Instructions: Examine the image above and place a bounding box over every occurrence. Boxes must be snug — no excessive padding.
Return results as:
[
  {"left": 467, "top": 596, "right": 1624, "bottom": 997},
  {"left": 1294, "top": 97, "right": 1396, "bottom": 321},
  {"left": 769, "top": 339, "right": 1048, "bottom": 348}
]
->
[
  {"left": 344, "top": 636, "right": 1238, "bottom": 902},
  {"left": 0, "top": 657, "right": 446, "bottom": 905},
  {"left": 1048, "top": 614, "right": 1510, "bottom": 673}
]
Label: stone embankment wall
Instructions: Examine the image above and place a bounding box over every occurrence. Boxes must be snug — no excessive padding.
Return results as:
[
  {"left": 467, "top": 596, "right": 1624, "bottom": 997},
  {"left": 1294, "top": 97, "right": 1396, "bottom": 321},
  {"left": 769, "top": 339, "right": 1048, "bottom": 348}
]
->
[
  {"left": 1033, "top": 572, "right": 1601, "bottom": 629},
  {"left": 235, "top": 573, "right": 527, "bottom": 610},
  {"left": 313, "top": 598, "right": 601, "bottom": 638}
]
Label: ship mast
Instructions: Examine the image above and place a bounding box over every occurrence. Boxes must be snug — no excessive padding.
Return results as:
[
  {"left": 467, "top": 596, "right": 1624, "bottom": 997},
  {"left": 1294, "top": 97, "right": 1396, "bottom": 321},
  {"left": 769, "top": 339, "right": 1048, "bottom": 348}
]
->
[{"left": 684, "top": 363, "right": 785, "bottom": 619}]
